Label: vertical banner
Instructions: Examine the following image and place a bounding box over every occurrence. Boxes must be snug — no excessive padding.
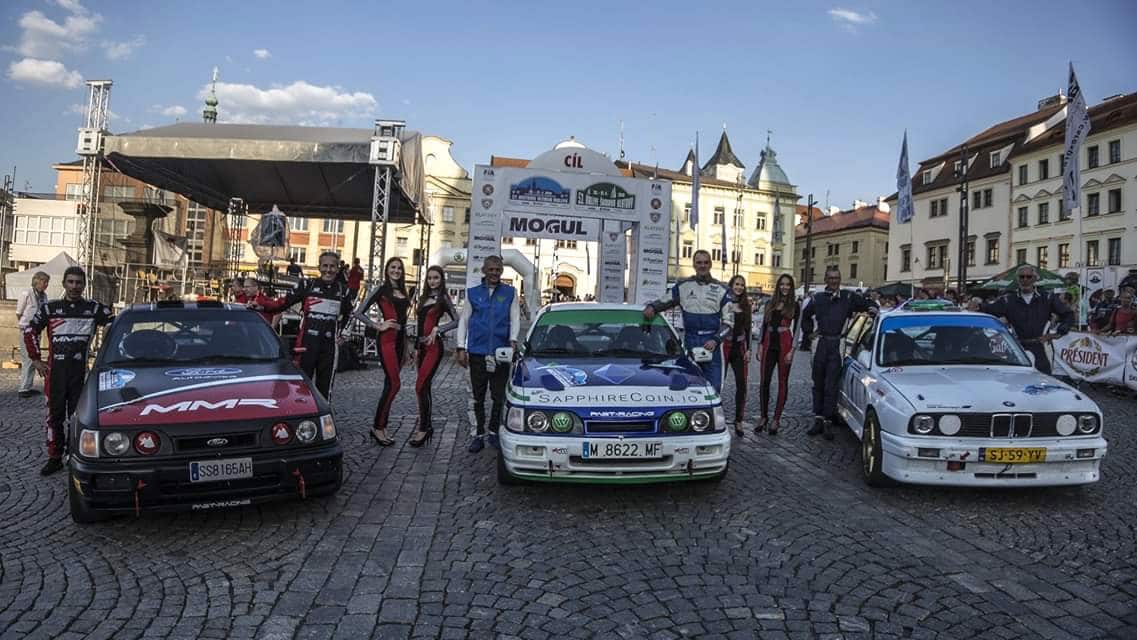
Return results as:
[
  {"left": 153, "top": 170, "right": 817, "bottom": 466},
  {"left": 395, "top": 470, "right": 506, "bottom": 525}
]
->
[
  {"left": 634, "top": 180, "right": 671, "bottom": 304},
  {"left": 467, "top": 165, "right": 505, "bottom": 290},
  {"left": 598, "top": 220, "right": 626, "bottom": 303}
]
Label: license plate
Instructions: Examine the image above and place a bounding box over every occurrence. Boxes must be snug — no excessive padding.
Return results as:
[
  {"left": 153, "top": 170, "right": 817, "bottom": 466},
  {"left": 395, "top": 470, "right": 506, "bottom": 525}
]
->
[
  {"left": 190, "top": 457, "right": 254, "bottom": 483},
  {"left": 581, "top": 441, "right": 663, "bottom": 459},
  {"left": 979, "top": 447, "right": 1046, "bottom": 464}
]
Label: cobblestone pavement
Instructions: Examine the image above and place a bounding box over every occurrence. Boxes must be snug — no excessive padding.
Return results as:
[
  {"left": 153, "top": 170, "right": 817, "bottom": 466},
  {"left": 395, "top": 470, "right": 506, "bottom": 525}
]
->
[{"left": 0, "top": 351, "right": 1134, "bottom": 640}]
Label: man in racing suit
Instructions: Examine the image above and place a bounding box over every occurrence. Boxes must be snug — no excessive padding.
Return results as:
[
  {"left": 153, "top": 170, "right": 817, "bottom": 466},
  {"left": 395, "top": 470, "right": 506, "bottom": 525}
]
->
[
  {"left": 255, "top": 251, "right": 353, "bottom": 399},
  {"left": 643, "top": 250, "right": 733, "bottom": 393},
  {"left": 23, "top": 266, "right": 114, "bottom": 476}
]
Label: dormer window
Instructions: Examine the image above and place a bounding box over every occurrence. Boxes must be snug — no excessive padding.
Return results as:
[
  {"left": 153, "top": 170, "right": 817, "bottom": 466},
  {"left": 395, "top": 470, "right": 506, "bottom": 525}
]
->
[{"left": 922, "top": 171, "right": 932, "bottom": 185}]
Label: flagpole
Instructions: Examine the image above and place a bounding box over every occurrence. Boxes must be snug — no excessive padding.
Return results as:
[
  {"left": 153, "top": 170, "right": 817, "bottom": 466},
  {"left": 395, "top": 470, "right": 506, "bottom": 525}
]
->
[{"left": 1064, "top": 62, "right": 1091, "bottom": 327}]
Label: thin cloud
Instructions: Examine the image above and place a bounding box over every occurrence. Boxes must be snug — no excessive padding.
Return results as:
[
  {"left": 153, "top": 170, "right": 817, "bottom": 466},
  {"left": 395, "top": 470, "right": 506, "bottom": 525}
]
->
[
  {"left": 198, "top": 80, "right": 377, "bottom": 126},
  {"left": 828, "top": 7, "right": 878, "bottom": 31},
  {"left": 9, "top": 58, "right": 83, "bottom": 88},
  {"left": 160, "top": 105, "right": 187, "bottom": 118},
  {"left": 253, "top": 48, "right": 271, "bottom": 60},
  {"left": 14, "top": 2, "right": 101, "bottom": 59},
  {"left": 104, "top": 35, "right": 146, "bottom": 60}
]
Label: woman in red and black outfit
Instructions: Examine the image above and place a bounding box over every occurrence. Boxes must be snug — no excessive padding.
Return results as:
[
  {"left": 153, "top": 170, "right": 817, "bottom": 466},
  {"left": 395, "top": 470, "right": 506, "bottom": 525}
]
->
[
  {"left": 755, "top": 274, "right": 799, "bottom": 435},
  {"left": 722, "top": 275, "right": 752, "bottom": 437},
  {"left": 354, "top": 257, "right": 411, "bottom": 446},
  {"left": 409, "top": 266, "right": 458, "bottom": 446}
]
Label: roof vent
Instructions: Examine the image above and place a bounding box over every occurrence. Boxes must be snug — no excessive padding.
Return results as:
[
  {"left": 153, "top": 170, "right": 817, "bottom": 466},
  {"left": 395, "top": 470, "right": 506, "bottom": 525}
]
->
[
  {"left": 1101, "top": 93, "right": 1125, "bottom": 103},
  {"left": 1037, "top": 94, "right": 1067, "bottom": 110}
]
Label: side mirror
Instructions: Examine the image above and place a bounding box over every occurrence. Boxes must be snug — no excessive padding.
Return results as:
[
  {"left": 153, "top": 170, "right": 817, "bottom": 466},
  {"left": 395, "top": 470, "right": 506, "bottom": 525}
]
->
[
  {"left": 1025, "top": 350, "right": 1036, "bottom": 366},
  {"left": 690, "top": 347, "right": 713, "bottom": 364},
  {"left": 856, "top": 350, "right": 871, "bottom": 368},
  {"left": 494, "top": 346, "right": 514, "bottom": 364}
]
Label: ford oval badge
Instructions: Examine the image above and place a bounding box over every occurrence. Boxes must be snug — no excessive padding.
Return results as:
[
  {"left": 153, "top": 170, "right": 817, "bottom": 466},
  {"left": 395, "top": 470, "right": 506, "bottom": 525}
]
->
[{"left": 206, "top": 437, "right": 229, "bottom": 447}]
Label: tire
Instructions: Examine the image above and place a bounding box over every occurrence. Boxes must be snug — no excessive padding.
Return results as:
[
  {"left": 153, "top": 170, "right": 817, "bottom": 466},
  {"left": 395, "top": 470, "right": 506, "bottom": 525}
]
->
[
  {"left": 861, "top": 412, "right": 894, "bottom": 488},
  {"left": 68, "top": 472, "right": 104, "bottom": 524},
  {"left": 496, "top": 451, "right": 522, "bottom": 485}
]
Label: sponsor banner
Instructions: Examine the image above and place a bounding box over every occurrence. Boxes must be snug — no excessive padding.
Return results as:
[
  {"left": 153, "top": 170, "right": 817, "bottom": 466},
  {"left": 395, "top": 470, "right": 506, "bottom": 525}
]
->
[
  {"left": 1052, "top": 332, "right": 1135, "bottom": 385},
  {"left": 503, "top": 211, "right": 600, "bottom": 240},
  {"left": 598, "top": 220, "right": 626, "bottom": 303},
  {"left": 524, "top": 386, "right": 709, "bottom": 407}
]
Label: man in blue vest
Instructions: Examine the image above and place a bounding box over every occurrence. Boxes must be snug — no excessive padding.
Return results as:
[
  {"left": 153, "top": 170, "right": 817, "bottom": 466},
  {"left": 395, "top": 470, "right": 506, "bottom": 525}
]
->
[{"left": 456, "top": 255, "right": 520, "bottom": 453}]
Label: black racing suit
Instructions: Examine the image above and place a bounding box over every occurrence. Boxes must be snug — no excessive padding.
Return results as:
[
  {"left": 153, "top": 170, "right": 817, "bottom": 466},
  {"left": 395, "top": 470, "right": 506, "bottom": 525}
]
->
[
  {"left": 982, "top": 291, "right": 1073, "bottom": 374},
  {"left": 23, "top": 298, "right": 114, "bottom": 460},
  {"left": 800, "top": 289, "right": 875, "bottom": 421},
  {"left": 262, "top": 278, "right": 354, "bottom": 399}
]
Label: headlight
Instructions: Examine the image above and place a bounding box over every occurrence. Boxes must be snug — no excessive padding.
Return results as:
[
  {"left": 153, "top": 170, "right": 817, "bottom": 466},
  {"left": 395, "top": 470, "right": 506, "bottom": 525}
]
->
[
  {"left": 1056, "top": 414, "right": 1077, "bottom": 436},
  {"left": 691, "top": 410, "right": 711, "bottom": 432},
  {"left": 79, "top": 429, "right": 99, "bottom": 458},
  {"left": 103, "top": 432, "right": 129, "bottom": 456},
  {"left": 507, "top": 407, "right": 524, "bottom": 432},
  {"left": 1077, "top": 415, "right": 1098, "bottom": 434},
  {"left": 297, "top": 420, "right": 318, "bottom": 443},
  {"left": 665, "top": 412, "right": 688, "bottom": 432},
  {"left": 913, "top": 415, "right": 934, "bottom": 435},
  {"left": 550, "top": 412, "right": 574, "bottom": 433},
  {"left": 320, "top": 414, "right": 336, "bottom": 440},
  {"left": 527, "top": 412, "right": 549, "bottom": 432},
  {"left": 938, "top": 415, "right": 961, "bottom": 436}
]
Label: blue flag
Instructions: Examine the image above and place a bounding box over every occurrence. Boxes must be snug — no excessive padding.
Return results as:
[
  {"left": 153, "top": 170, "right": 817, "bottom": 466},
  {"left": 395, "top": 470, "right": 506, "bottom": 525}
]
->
[{"left": 896, "top": 131, "right": 914, "bottom": 224}]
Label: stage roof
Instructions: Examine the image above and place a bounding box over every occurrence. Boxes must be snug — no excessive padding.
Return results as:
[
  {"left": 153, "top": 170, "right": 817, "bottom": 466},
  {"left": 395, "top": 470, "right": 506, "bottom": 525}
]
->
[{"left": 101, "top": 123, "right": 424, "bottom": 221}]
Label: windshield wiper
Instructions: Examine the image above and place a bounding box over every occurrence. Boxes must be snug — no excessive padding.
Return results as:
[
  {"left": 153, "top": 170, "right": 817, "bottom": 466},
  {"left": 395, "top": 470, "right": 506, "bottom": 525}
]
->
[
  {"left": 172, "top": 354, "right": 279, "bottom": 363},
  {"left": 881, "top": 358, "right": 928, "bottom": 367},
  {"left": 529, "top": 347, "right": 577, "bottom": 357},
  {"left": 593, "top": 347, "right": 663, "bottom": 358}
]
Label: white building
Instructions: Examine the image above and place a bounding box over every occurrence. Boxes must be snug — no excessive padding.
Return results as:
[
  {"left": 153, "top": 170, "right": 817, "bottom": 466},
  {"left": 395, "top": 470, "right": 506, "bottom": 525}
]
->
[{"left": 887, "top": 91, "right": 1137, "bottom": 290}]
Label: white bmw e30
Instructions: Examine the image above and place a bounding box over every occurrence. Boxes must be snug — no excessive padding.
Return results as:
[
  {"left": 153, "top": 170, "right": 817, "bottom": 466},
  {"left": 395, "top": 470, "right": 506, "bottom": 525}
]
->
[{"left": 837, "top": 300, "right": 1107, "bottom": 487}]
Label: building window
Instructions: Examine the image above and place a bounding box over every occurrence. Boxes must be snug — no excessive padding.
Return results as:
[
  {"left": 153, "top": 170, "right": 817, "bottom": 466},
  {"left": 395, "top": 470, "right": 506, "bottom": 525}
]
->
[
  {"left": 555, "top": 240, "right": 578, "bottom": 249},
  {"left": 682, "top": 242, "right": 693, "bottom": 259},
  {"left": 972, "top": 188, "right": 993, "bottom": 210},
  {"left": 1017, "top": 206, "right": 1029, "bottom": 228},
  {"left": 733, "top": 209, "right": 744, "bottom": 227},
  {"left": 922, "top": 171, "right": 932, "bottom": 185},
  {"left": 827, "top": 243, "right": 840, "bottom": 256},
  {"left": 1038, "top": 246, "right": 1049, "bottom": 269},
  {"left": 683, "top": 203, "right": 691, "bottom": 224},
  {"left": 1038, "top": 159, "right": 1049, "bottom": 180},
  {"left": 966, "top": 240, "right": 976, "bottom": 266},
  {"left": 983, "top": 188, "right": 992, "bottom": 208},
  {"left": 289, "top": 217, "right": 309, "bottom": 231},
  {"left": 64, "top": 183, "right": 86, "bottom": 201},
  {"left": 442, "top": 206, "right": 454, "bottom": 222},
  {"left": 731, "top": 250, "right": 741, "bottom": 265},
  {"left": 1037, "top": 202, "right": 1049, "bottom": 225},
  {"left": 713, "top": 207, "right": 724, "bottom": 225},
  {"left": 929, "top": 197, "right": 949, "bottom": 218},
  {"left": 289, "top": 247, "right": 307, "bottom": 264},
  {"left": 1109, "top": 139, "right": 1121, "bottom": 164},
  {"left": 711, "top": 248, "right": 723, "bottom": 262},
  {"left": 901, "top": 248, "right": 911, "bottom": 272},
  {"left": 851, "top": 240, "right": 859, "bottom": 254},
  {"left": 1018, "top": 164, "right": 1028, "bottom": 185},
  {"left": 95, "top": 218, "right": 132, "bottom": 247},
  {"left": 501, "top": 236, "right": 514, "bottom": 244},
  {"left": 849, "top": 263, "right": 858, "bottom": 279},
  {"left": 754, "top": 251, "right": 765, "bottom": 266},
  {"left": 464, "top": 207, "right": 471, "bottom": 223},
  {"left": 802, "top": 247, "right": 808, "bottom": 260},
  {"left": 926, "top": 245, "right": 943, "bottom": 270},
  {"left": 525, "top": 237, "right": 538, "bottom": 246},
  {"left": 1059, "top": 199, "right": 1071, "bottom": 221},
  {"left": 773, "top": 253, "right": 782, "bottom": 268},
  {"left": 756, "top": 213, "right": 766, "bottom": 230},
  {"left": 1108, "top": 189, "right": 1122, "bottom": 213},
  {"left": 1087, "top": 145, "right": 1099, "bottom": 169},
  {"left": 1108, "top": 238, "right": 1122, "bottom": 266},
  {"left": 1015, "top": 248, "right": 1027, "bottom": 265},
  {"left": 1086, "top": 239, "right": 1100, "bottom": 266},
  {"left": 396, "top": 236, "right": 408, "bottom": 249},
  {"left": 1057, "top": 243, "right": 1070, "bottom": 268},
  {"left": 985, "top": 238, "right": 999, "bottom": 265},
  {"left": 321, "top": 219, "right": 344, "bottom": 233},
  {"left": 103, "top": 185, "right": 136, "bottom": 202},
  {"left": 1087, "top": 193, "right": 1100, "bottom": 217},
  {"left": 990, "top": 151, "right": 1002, "bottom": 167},
  {"left": 13, "top": 215, "right": 78, "bottom": 247}
]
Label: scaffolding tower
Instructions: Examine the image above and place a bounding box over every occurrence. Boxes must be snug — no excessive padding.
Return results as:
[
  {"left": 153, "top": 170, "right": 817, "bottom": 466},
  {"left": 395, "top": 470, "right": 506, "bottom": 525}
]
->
[
  {"left": 75, "top": 80, "right": 112, "bottom": 276},
  {"left": 227, "top": 197, "right": 247, "bottom": 277}
]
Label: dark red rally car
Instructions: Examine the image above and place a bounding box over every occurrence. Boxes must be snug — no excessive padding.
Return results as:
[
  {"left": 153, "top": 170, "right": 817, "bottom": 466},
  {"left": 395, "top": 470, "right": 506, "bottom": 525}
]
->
[{"left": 67, "top": 301, "right": 342, "bottom": 523}]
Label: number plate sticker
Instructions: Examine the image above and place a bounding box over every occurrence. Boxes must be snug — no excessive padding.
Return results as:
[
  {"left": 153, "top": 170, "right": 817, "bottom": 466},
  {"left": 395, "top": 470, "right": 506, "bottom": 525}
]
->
[
  {"left": 581, "top": 441, "right": 663, "bottom": 459},
  {"left": 190, "top": 457, "right": 254, "bottom": 483},
  {"left": 979, "top": 447, "right": 1046, "bottom": 464}
]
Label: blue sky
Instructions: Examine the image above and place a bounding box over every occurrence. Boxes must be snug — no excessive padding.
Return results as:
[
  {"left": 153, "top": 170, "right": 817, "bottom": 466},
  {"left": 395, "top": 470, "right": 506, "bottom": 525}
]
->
[{"left": 1, "top": 0, "right": 1135, "bottom": 210}]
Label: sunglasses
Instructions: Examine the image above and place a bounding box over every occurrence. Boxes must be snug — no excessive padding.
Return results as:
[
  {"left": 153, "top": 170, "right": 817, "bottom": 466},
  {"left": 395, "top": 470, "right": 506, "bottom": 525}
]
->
[{"left": 1018, "top": 275, "right": 1036, "bottom": 280}]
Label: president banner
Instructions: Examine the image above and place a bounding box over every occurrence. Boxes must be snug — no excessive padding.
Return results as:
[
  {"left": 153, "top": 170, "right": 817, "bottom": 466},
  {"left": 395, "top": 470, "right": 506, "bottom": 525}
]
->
[{"left": 1052, "top": 332, "right": 1135, "bottom": 386}]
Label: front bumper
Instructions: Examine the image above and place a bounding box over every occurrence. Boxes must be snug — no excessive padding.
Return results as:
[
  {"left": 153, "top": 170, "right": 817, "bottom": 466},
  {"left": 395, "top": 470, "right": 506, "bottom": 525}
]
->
[
  {"left": 69, "top": 442, "right": 343, "bottom": 515},
  {"left": 881, "top": 431, "right": 1107, "bottom": 486},
  {"left": 499, "top": 430, "right": 730, "bottom": 484}
]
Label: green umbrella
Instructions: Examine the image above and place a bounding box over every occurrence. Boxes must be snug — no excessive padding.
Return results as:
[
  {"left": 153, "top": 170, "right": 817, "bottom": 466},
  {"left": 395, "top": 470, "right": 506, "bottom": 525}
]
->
[
  {"left": 972, "top": 263, "right": 1066, "bottom": 292},
  {"left": 873, "top": 282, "right": 915, "bottom": 298}
]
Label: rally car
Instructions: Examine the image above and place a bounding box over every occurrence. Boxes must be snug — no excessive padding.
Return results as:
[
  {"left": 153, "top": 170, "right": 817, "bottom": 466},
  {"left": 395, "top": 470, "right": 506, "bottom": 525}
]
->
[
  {"left": 837, "top": 300, "right": 1107, "bottom": 487},
  {"left": 499, "top": 303, "right": 729, "bottom": 484},
  {"left": 67, "top": 301, "right": 342, "bottom": 523}
]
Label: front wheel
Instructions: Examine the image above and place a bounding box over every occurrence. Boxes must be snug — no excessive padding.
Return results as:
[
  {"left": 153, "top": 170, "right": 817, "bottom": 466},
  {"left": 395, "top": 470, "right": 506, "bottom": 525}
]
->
[{"left": 861, "top": 412, "right": 894, "bottom": 488}]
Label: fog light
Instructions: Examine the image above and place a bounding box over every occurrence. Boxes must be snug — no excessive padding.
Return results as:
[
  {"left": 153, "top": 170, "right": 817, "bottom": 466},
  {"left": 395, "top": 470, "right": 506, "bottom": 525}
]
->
[
  {"left": 917, "top": 448, "right": 940, "bottom": 458},
  {"left": 1076, "top": 448, "right": 1095, "bottom": 459},
  {"left": 271, "top": 422, "right": 292, "bottom": 445},
  {"left": 520, "top": 445, "right": 545, "bottom": 457},
  {"left": 79, "top": 429, "right": 99, "bottom": 458},
  {"left": 665, "top": 412, "right": 687, "bottom": 432},
  {"left": 133, "top": 431, "right": 160, "bottom": 455},
  {"left": 297, "top": 420, "right": 318, "bottom": 443},
  {"left": 320, "top": 414, "right": 336, "bottom": 440},
  {"left": 550, "top": 412, "right": 574, "bottom": 433},
  {"left": 104, "top": 432, "right": 129, "bottom": 456}
]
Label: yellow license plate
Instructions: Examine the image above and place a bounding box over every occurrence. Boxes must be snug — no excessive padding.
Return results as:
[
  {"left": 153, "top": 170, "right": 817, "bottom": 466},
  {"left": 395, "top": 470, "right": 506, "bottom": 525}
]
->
[{"left": 980, "top": 447, "right": 1046, "bottom": 464}]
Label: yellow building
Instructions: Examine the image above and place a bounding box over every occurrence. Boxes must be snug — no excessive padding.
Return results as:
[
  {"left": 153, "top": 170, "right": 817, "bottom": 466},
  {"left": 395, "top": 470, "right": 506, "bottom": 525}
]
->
[{"left": 795, "top": 202, "right": 891, "bottom": 289}]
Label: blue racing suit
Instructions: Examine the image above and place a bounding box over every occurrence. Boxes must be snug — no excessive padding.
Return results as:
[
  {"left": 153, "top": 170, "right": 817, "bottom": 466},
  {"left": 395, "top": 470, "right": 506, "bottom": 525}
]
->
[{"left": 650, "top": 276, "right": 733, "bottom": 393}]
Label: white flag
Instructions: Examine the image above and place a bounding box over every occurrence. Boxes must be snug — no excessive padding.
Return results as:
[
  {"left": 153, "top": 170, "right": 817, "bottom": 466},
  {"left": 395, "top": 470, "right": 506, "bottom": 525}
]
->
[
  {"left": 1062, "top": 63, "right": 1091, "bottom": 213},
  {"left": 896, "top": 131, "right": 915, "bottom": 224},
  {"left": 690, "top": 133, "right": 700, "bottom": 231}
]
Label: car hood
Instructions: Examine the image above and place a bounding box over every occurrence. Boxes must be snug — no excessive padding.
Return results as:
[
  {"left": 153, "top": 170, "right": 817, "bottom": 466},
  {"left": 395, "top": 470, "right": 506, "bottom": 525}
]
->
[
  {"left": 91, "top": 361, "right": 323, "bottom": 427},
  {"left": 510, "top": 356, "right": 716, "bottom": 408},
  {"left": 882, "top": 366, "right": 1098, "bottom": 413}
]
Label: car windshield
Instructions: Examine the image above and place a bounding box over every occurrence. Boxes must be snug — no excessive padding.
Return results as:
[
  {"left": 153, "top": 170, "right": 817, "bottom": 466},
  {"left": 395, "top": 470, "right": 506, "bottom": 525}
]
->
[
  {"left": 526, "top": 308, "right": 682, "bottom": 360},
  {"left": 876, "top": 315, "right": 1031, "bottom": 367},
  {"left": 102, "top": 310, "right": 283, "bottom": 365}
]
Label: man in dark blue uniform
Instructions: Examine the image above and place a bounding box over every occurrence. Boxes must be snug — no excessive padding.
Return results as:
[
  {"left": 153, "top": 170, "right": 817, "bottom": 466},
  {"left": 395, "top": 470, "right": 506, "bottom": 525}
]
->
[
  {"left": 799, "top": 266, "right": 876, "bottom": 439},
  {"left": 982, "top": 265, "right": 1072, "bottom": 374}
]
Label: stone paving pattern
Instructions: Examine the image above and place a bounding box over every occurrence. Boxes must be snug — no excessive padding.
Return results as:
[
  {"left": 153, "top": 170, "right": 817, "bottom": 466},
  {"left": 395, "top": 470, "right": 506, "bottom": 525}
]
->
[{"left": 0, "top": 351, "right": 1134, "bottom": 639}]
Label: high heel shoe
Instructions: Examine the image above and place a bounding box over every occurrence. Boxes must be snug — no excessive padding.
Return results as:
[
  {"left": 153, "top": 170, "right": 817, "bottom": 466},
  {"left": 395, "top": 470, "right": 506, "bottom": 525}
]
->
[
  {"left": 409, "top": 429, "right": 433, "bottom": 447},
  {"left": 768, "top": 420, "right": 780, "bottom": 436},
  {"left": 371, "top": 429, "right": 395, "bottom": 446},
  {"left": 734, "top": 421, "right": 746, "bottom": 437},
  {"left": 754, "top": 417, "right": 767, "bottom": 434}
]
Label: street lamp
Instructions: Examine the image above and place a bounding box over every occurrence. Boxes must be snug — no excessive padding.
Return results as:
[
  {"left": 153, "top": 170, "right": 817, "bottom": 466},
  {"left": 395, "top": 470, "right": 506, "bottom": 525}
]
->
[{"left": 954, "top": 144, "right": 970, "bottom": 293}]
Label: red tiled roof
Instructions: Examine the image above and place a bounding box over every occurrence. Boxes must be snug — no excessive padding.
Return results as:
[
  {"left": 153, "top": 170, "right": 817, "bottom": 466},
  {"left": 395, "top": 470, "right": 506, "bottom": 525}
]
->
[
  {"left": 794, "top": 205, "right": 889, "bottom": 238},
  {"left": 1014, "top": 92, "right": 1137, "bottom": 156},
  {"left": 617, "top": 161, "right": 760, "bottom": 190}
]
